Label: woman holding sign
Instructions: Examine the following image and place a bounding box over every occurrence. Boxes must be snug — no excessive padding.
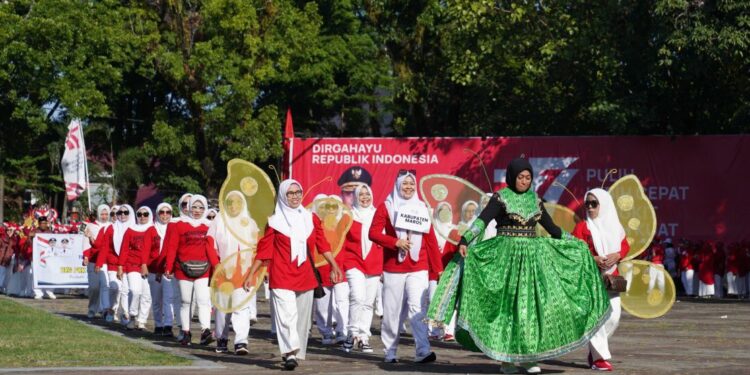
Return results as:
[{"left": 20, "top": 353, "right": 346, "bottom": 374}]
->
[
  {"left": 428, "top": 158, "right": 611, "bottom": 374},
  {"left": 369, "top": 170, "right": 443, "bottom": 364}
]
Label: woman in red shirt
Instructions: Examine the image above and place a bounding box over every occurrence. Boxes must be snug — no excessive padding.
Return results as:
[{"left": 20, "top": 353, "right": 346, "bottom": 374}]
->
[
  {"left": 243, "top": 179, "right": 343, "bottom": 371},
  {"left": 82, "top": 204, "right": 110, "bottom": 318},
  {"left": 341, "top": 184, "right": 382, "bottom": 353},
  {"left": 95, "top": 204, "right": 134, "bottom": 325},
  {"left": 164, "top": 195, "right": 219, "bottom": 346},
  {"left": 572, "top": 188, "right": 630, "bottom": 372},
  {"left": 698, "top": 241, "right": 716, "bottom": 298},
  {"left": 118, "top": 206, "right": 155, "bottom": 330},
  {"left": 369, "top": 171, "right": 442, "bottom": 364}
]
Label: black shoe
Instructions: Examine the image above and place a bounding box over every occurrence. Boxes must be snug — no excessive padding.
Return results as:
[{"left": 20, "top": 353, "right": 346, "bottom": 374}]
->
[
  {"left": 215, "top": 338, "right": 228, "bottom": 353},
  {"left": 199, "top": 328, "right": 214, "bottom": 345},
  {"left": 162, "top": 326, "right": 174, "bottom": 338},
  {"left": 416, "top": 352, "right": 436, "bottom": 364},
  {"left": 234, "top": 343, "right": 249, "bottom": 355},
  {"left": 284, "top": 357, "right": 298, "bottom": 371},
  {"left": 179, "top": 331, "right": 192, "bottom": 346},
  {"left": 154, "top": 326, "right": 163, "bottom": 335}
]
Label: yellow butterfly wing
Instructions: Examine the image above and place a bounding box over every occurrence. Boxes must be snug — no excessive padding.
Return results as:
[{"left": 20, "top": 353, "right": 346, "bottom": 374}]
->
[
  {"left": 617, "top": 260, "right": 676, "bottom": 319},
  {"left": 608, "top": 175, "right": 657, "bottom": 261},
  {"left": 418, "top": 174, "right": 487, "bottom": 245},
  {"left": 306, "top": 197, "right": 353, "bottom": 267}
]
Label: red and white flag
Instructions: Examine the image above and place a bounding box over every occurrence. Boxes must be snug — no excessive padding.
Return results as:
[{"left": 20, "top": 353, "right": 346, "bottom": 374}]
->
[{"left": 61, "top": 119, "right": 88, "bottom": 201}]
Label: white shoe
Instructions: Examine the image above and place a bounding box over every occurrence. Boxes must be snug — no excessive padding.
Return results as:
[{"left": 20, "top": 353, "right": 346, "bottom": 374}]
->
[
  {"left": 33, "top": 295, "right": 43, "bottom": 300},
  {"left": 126, "top": 320, "right": 136, "bottom": 330},
  {"left": 136, "top": 321, "right": 147, "bottom": 330},
  {"left": 500, "top": 362, "right": 519, "bottom": 374},
  {"left": 44, "top": 291, "right": 56, "bottom": 299},
  {"left": 522, "top": 363, "right": 541, "bottom": 374},
  {"left": 113, "top": 314, "right": 120, "bottom": 323}
]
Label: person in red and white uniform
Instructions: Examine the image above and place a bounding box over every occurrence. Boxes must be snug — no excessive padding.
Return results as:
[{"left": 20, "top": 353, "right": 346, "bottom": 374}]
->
[
  {"left": 369, "top": 171, "right": 442, "bottom": 364},
  {"left": 96, "top": 204, "right": 135, "bottom": 324},
  {"left": 165, "top": 193, "right": 192, "bottom": 340},
  {"left": 165, "top": 194, "right": 219, "bottom": 346},
  {"left": 243, "top": 179, "right": 344, "bottom": 371},
  {"left": 572, "top": 188, "right": 630, "bottom": 372},
  {"left": 698, "top": 241, "right": 716, "bottom": 298},
  {"left": 341, "top": 184, "right": 383, "bottom": 353},
  {"left": 312, "top": 194, "right": 350, "bottom": 346},
  {"left": 82, "top": 205, "right": 111, "bottom": 318},
  {"left": 679, "top": 239, "right": 696, "bottom": 296},
  {"left": 118, "top": 206, "right": 156, "bottom": 330},
  {"left": 208, "top": 190, "right": 259, "bottom": 355},
  {"left": 149, "top": 202, "right": 174, "bottom": 336}
]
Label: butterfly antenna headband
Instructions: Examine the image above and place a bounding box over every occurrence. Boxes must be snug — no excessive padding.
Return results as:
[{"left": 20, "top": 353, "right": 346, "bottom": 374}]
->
[
  {"left": 601, "top": 169, "right": 618, "bottom": 190},
  {"left": 302, "top": 176, "right": 333, "bottom": 201},
  {"left": 463, "top": 148, "right": 493, "bottom": 192},
  {"left": 551, "top": 181, "right": 581, "bottom": 206},
  {"left": 268, "top": 165, "right": 281, "bottom": 185}
]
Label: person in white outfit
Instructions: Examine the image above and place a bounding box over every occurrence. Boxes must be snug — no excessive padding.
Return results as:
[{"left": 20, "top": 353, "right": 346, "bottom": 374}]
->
[
  {"left": 82, "top": 205, "right": 110, "bottom": 318},
  {"left": 117, "top": 206, "right": 156, "bottom": 330},
  {"left": 149, "top": 202, "right": 175, "bottom": 337},
  {"left": 96, "top": 204, "right": 135, "bottom": 326},
  {"left": 208, "top": 190, "right": 259, "bottom": 355},
  {"left": 572, "top": 188, "right": 630, "bottom": 372}
]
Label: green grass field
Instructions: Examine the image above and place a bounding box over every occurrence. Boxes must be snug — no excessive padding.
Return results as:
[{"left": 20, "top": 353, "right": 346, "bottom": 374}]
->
[{"left": 0, "top": 297, "right": 191, "bottom": 368}]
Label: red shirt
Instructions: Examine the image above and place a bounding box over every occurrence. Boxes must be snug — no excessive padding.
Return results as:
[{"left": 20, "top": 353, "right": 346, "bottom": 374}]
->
[
  {"left": 164, "top": 221, "right": 219, "bottom": 280},
  {"left": 698, "top": 243, "right": 715, "bottom": 284},
  {"left": 679, "top": 247, "right": 694, "bottom": 271},
  {"left": 147, "top": 228, "right": 164, "bottom": 274},
  {"left": 650, "top": 244, "right": 665, "bottom": 265},
  {"left": 342, "top": 220, "right": 384, "bottom": 276},
  {"left": 118, "top": 227, "right": 154, "bottom": 273},
  {"left": 368, "top": 203, "right": 443, "bottom": 275},
  {"left": 94, "top": 226, "right": 121, "bottom": 269},
  {"left": 572, "top": 221, "right": 630, "bottom": 276},
  {"left": 726, "top": 245, "right": 740, "bottom": 274},
  {"left": 256, "top": 215, "right": 330, "bottom": 292}
]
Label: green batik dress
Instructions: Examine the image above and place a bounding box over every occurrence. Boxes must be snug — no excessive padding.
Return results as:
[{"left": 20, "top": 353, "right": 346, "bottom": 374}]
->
[{"left": 427, "top": 187, "right": 611, "bottom": 363}]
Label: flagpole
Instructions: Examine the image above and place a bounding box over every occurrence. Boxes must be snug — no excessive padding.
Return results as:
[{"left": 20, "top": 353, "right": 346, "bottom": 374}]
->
[{"left": 79, "top": 123, "right": 92, "bottom": 212}]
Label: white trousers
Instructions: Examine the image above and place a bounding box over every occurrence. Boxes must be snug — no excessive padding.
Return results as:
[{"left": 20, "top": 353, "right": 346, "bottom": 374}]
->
[
  {"left": 215, "top": 301, "right": 251, "bottom": 345},
  {"left": 107, "top": 270, "right": 129, "bottom": 317},
  {"left": 178, "top": 278, "right": 211, "bottom": 330},
  {"left": 381, "top": 270, "right": 431, "bottom": 359},
  {"left": 249, "top": 293, "right": 258, "bottom": 320},
  {"left": 699, "top": 281, "right": 715, "bottom": 297},
  {"left": 374, "top": 279, "right": 384, "bottom": 316},
  {"left": 726, "top": 272, "right": 739, "bottom": 295},
  {"left": 714, "top": 274, "right": 724, "bottom": 298},
  {"left": 681, "top": 269, "right": 695, "bottom": 296},
  {"left": 647, "top": 266, "right": 666, "bottom": 294},
  {"left": 127, "top": 272, "right": 152, "bottom": 324},
  {"left": 346, "top": 269, "right": 380, "bottom": 341},
  {"left": 148, "top": 274, "right": 175, "bottom": 327},
  {"left": 272, "top": 288, "right": 313, "bottom": 359},
  {"left": 86, "top": 263, "right": 101, "bottom": 314},
  {"left": 589, "top": 295, "right": 622, "bottom": 361},
  {"left": 314, "top": 282, "right": 350, "bottom": 337}
]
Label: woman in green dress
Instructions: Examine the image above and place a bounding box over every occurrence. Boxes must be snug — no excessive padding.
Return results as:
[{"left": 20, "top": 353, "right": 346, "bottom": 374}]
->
[{"left": 428, "top": 158, "right": 611, "bottom": 374}]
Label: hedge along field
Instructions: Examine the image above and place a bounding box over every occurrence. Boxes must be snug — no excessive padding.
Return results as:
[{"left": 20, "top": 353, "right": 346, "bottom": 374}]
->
[{"left": 0, "top": 297, "right": 190, "bottom": 368}]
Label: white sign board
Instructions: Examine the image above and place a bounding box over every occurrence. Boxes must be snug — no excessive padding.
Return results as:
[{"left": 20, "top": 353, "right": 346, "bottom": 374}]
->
[
  {"left": 394, "top": 204, "right": 432, "bottom": 234},
  {"left": 33, "top": 233, "right": 88, "bottom": 288}
]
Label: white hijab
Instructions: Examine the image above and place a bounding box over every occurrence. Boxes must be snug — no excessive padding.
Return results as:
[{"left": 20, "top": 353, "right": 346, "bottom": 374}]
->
[
  {"left": 113, "top": 204, "right": 135, "bottom": 255},
  {"left": 184, "top": 195, "right": 210, "bottom": 227},
  {"left": 384, "top": 173, "right": 424, "bottom": 262},
  {"left": 432, "top": 201, "right": 455, "bottom": 250},
  {"left": 585, "top": 188, "right": 626, "bottom": 274},
  {"left": 208, "top": 190, "right": 259, "bottom": 259},
  {"left": 352, "top": 184, "right": 376, "bottom": 260},
  {"left": 154, "top": 202, "right": 172, "bottom": 250},
  {"left": 131, "top": 206, "right": 154, "bottom": 233},
  {"left": 88, "top": 204, "right": 111, "bottom": 239},
  {"left": 268, "top": 179, "right": 313, "bottom": 266},
  {"left": 457, "top": 200, "right": 478, "bottom": 231},
  {"left": 177, "top": 193, "right": 193, "bottom": 221}
]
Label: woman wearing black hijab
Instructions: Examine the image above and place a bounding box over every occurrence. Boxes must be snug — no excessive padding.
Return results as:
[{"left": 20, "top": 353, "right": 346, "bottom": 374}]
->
[{"left": 427, "top": 158, "right": 611, "bottom": 374}]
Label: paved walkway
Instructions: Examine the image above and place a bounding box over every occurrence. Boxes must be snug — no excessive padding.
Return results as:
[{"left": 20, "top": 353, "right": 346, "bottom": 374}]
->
[{"left": 2, "top": 294, "right": 749, "bottom": 374}]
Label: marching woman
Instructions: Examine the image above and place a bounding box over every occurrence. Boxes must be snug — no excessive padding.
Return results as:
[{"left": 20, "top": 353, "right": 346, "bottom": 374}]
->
[
  {"left": 341, "top": 184, "right": 383, "bottom": 353},
  {"left": 82, "top": 205, "right": 111, "bottom": 318},
  {"left": 369, "top": 171, "right": 442, "bottom": 364},
  {"left": 118, "top": 206, "right": 155, "bottom": 330},
  {"left": 698, "top": 241, "right": 716, "bottom": 298},
  {"left": 243, "top": 179, "right": 344, "bottom": 371},
  {"left": 165, "top": 193, "right": 192, "bottom": 340},
  {"left": 572, "top": 188, "right": 630, "bottom": 372},
  {"left": 679, "top": 240, "right": 696, "bottom": 296},
  {"left": 96, "top": 204, "right": 135, "bottom": 325},
  {"left": 149, "top": 202, "right": 174, "bottom": 336},
  {"left": 165, "top": 194, "right": 219, "bottom": 346},
  {"left": 208, "top": 190, "right": 259, "bottom": 355},
  {"left": 428, "top": 158, "right": 610, "bottom": 374}
]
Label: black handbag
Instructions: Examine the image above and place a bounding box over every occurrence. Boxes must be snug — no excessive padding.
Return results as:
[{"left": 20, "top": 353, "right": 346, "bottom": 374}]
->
[
  {"left": 180, "top": 260, "right": 210, "bottom": 278},
  {"left": 307, "top": 247, "right": 326, "bottom": 299}
]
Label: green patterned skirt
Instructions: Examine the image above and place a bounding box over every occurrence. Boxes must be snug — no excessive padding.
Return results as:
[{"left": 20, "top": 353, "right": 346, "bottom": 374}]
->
[{"left": 427, "top": 235, "right": 611, "bottom": 363}]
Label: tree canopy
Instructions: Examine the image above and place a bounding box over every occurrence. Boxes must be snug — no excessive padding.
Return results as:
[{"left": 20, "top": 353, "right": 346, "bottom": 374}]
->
[{"left": 1, "top": 0, "right": 748, "bottom": 216}]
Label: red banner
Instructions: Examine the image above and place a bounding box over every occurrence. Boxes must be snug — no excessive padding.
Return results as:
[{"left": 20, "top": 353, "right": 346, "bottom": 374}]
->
[{"left": 289, "top": 136, "right": 750, "bottom": 243}]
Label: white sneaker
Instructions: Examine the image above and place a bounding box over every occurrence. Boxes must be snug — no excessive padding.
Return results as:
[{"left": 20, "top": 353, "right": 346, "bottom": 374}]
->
[
  {"left": 136, "top": 321, "right": 147, "bottom": 330},
  {"left": 44, "top": 291, "right": 56, "bottom": 299},
  {"left": 113, "top": 314, "right": 120, "bottom": 323},
  {"left": 522, "top": 363, "right": 541, "bottom": 374},
  {"left": 126, "top": 320, "right": 136, "bottom": 330},
  {"left": 33, "top": 295, "right": 43, "bottom": 300}
]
